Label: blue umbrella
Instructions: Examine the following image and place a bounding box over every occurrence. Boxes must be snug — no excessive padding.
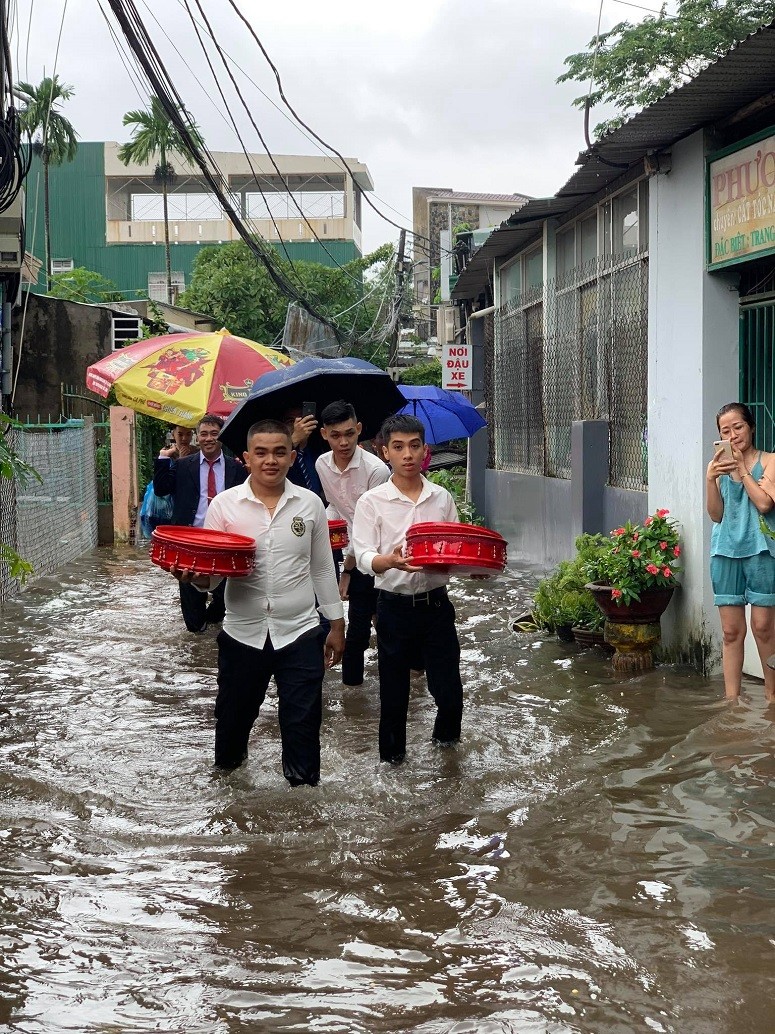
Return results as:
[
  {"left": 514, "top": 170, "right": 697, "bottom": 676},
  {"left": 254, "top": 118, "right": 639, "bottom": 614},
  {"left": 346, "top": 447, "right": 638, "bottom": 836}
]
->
[
  {"left": 397, "top": 385, "right": 487, "bottom": 445},
  {"left": 220, "top": 355, "right": 404, "bottom": 452}
]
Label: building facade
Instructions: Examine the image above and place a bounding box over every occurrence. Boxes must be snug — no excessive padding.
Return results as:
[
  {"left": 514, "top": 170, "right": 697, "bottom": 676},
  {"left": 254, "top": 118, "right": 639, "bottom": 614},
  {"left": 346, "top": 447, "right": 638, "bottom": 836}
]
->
[
  {"left": 453, "top": 22, "right": 775, "bottom": 673},
  {"left": 25, "top": 142, "right": 374, "bottom": 301}
]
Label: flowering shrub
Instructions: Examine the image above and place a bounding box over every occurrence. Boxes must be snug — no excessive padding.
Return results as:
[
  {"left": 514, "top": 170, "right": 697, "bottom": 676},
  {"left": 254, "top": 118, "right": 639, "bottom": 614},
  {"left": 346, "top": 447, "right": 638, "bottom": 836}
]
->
[{"left": 586, "top": 509, "right": 681, "bottom": 605}]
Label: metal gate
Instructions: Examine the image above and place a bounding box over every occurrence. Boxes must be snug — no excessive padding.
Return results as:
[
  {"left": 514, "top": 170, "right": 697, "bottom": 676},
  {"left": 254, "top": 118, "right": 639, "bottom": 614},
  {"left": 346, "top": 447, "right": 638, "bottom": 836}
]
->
[{"left": 739, "top": 299, "right": 775, "bottom": 452}]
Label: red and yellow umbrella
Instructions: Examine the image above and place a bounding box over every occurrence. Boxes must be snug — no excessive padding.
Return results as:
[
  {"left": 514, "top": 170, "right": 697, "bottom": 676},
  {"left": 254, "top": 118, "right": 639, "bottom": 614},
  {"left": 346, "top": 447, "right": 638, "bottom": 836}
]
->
[{"left": 86, "top": 328, "right": 294, "bottom": 427}]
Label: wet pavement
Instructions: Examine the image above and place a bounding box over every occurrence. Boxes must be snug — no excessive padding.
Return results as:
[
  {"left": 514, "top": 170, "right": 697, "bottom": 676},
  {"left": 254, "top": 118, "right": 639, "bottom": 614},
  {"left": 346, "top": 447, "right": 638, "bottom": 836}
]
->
[{"left": 1, "top": 546, "right": 774, "bottom": 1033}]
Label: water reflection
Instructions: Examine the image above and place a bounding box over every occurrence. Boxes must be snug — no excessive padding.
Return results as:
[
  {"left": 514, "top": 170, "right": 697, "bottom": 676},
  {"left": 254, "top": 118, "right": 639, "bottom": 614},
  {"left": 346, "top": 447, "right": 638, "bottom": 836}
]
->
[{"left": 0, "top": 548, "right": 773, "bottom": 1032}]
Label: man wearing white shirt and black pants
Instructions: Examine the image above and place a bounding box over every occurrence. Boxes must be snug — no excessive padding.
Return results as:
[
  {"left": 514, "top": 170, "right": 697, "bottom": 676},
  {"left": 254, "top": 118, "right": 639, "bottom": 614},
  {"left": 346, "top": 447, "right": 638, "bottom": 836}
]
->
[
  {"left": 352, "top": 413, "right": 463, "bottom": 765},
  {"left": 315, "top": 400, "right": 390, "bottom": 686},
  {"left": 174, "top": 418, "right": 345, "bottom": 785}
]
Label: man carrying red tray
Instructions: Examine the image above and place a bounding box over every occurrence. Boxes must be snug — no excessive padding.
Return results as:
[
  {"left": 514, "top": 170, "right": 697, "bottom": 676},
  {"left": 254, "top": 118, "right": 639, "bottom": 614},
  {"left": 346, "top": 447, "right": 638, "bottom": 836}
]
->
[
  {"left": 172, "top": 418, "right": 345, "bottom": 786},
  {"left": 315, "top": 400, "right": 390, "bottom": 687},
  {"left": 351, "top": 413, "right": 463, "bottom": 766}
]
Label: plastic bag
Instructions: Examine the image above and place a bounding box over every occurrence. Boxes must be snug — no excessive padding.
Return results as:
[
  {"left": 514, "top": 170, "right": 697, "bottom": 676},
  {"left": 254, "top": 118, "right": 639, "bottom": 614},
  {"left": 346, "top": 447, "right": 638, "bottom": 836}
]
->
[{"left": 140, "top": 481, "right": 174, "bottom": 534}]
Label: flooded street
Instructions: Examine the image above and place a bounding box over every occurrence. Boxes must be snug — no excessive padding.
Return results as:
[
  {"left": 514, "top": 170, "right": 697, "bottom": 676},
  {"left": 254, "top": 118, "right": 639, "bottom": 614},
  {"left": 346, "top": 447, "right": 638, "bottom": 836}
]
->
[{"left": 1, "top": 547, "right": 774, "bottom": 1033}]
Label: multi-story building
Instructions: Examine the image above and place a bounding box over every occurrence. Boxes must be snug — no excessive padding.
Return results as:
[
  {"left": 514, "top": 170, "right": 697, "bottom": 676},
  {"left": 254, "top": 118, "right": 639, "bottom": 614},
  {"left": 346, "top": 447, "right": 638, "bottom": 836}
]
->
[
  {"left": 25, "top": 142, "right": 374, "bottom": 300},
  {"left": 411, "top": 186, "right": 530, "bottom": 339}
]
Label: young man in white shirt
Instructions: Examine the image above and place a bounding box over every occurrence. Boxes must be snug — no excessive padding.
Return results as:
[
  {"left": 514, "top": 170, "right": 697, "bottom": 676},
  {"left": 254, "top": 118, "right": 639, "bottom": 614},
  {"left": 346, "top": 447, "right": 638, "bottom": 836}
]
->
[
  {"left": 174, "top": 419, "right": 345, "bottom": 785},
  {"left": 315, "top": 400, "right": 390, "bottom": 686},
  {"left": 352, "top": 413, "right": 463, "bottom": 765}
]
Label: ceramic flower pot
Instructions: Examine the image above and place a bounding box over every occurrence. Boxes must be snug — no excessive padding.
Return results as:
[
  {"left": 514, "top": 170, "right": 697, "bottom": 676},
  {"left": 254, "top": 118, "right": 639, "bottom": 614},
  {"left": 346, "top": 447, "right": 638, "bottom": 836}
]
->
[{"left": 585, "top": 584, "right": 675, "bottom": 672}]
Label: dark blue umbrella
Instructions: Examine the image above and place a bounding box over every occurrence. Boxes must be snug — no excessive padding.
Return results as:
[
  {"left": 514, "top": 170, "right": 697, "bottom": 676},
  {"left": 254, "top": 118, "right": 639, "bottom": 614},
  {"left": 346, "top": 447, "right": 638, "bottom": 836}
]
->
[
  {"left": 220, "top": 355, "right": 404, "bottom": 452},
  {"left": 397, "top": 385, "right": 487, "bottom": 445}
]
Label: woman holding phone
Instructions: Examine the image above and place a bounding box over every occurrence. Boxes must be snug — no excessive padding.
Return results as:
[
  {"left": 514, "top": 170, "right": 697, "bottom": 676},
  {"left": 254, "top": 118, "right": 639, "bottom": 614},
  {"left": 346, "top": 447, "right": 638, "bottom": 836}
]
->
[{"left": 706, "top": 402, "right": 775, "bottom": 701}]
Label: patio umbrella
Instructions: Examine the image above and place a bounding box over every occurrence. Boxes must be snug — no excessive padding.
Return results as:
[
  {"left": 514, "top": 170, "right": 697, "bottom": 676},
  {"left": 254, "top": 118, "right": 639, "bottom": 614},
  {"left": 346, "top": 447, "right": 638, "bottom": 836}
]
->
[
  {"left": 220, "top": 355, "right": 405, "bottom": 452},
  {"left": 397, "top": 385, "right": 487, "bottom": 445},
  {"left": 85, "top": 329, "right": 294, "bottom": 428}
]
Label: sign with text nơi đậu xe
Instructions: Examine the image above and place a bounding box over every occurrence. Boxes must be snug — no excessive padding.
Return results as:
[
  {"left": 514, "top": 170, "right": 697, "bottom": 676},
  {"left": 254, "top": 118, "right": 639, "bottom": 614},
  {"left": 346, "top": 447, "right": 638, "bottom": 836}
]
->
[
  {"left": 708, "top": 130, "right": 775, "bottom": 270},
  {"left": 442, "top": 342, "right": 471, "bottom": 390}
]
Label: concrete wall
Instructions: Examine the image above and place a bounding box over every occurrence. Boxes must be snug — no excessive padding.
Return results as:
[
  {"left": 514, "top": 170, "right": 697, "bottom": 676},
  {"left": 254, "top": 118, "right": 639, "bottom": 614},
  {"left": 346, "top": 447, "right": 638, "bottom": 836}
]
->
[
  {"left": 648, "top": 129, "right": 741, "bottom": 670},
  {"left": 11, "top": 294, "right": 113, "bottom": 419},
  {"left": 484, "top": 469, "right": 646, "bottom": 571}
]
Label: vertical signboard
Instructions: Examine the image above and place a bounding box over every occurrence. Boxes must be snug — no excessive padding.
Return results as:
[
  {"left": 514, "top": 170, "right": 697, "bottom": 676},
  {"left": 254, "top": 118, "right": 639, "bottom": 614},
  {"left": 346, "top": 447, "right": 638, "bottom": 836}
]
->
[{"left": 442, "top": 342, "right": 472, "bottom": 390}]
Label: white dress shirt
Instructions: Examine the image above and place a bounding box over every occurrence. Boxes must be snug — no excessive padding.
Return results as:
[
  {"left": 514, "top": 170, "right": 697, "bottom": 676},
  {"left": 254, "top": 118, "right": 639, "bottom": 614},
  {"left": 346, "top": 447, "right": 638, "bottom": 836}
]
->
[
  {"left": 202, "top": 478, "right": 344, "bottom": 650},
  {"left": 352, "top": 476, "right": 458, "bottom": 594},
  {"left": 315, "top": 447, "right": 390, "bottom": 555},
  {"left": 194, "top": 451, "right": 225, "bottom": 528}
]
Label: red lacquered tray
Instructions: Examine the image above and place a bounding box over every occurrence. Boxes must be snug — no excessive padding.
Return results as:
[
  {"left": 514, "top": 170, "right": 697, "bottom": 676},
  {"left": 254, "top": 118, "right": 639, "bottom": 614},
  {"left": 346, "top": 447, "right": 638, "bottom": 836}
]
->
[
  {"left": 328, "top": 519, "right": 349, "bottom": 550},
  {"left": 405, "top": 522, "right": 507, "bottom": 576},
  {"left": 150, "top": 526, "right": 256, "bottom": 577}
]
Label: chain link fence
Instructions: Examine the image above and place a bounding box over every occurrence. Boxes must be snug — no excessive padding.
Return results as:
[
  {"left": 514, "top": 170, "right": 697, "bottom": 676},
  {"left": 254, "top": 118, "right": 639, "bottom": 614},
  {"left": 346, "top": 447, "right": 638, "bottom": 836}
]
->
[
  {"left": 493, "top": 251, "right": 648, "bottom": 489},
  {"left": 0, "top": 421, "right": 99, "bottom": 604}
]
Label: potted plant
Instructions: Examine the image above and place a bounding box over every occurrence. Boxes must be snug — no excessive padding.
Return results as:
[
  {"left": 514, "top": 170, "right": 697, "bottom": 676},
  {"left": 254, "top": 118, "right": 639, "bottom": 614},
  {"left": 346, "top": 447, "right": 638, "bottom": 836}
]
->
[
  {"left": 585, "top": 509, "right": 681, "bottom": 671},
  {"left": 531, "top": 534, "right": 610, "bottom": 645}
]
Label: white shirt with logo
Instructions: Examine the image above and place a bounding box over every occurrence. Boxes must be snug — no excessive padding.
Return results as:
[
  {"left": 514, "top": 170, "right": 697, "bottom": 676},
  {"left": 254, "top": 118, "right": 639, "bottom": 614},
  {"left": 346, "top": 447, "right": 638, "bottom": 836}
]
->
[
  {"left": 352, "top": 476, "right": 458, "bottom": 595},
  {"left": 203, "top": 478, "right": 343, "bottom": 650}
]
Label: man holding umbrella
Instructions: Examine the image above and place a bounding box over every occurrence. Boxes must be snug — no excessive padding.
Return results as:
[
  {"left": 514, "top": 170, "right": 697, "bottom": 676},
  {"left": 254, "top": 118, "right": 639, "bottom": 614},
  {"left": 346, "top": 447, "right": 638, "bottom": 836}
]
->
[{"left": 154, "top": 413, "right": 248, "bottom": 633}]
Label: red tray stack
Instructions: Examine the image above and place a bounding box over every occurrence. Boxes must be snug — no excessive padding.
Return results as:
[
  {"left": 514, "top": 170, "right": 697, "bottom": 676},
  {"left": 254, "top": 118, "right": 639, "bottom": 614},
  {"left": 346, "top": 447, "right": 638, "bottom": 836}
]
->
[
  {"left": 150, "top": 526, "right": 256, "bottom": 578},
  {"left": 405, "top": 522, "right": 507, "bottom": 576}
]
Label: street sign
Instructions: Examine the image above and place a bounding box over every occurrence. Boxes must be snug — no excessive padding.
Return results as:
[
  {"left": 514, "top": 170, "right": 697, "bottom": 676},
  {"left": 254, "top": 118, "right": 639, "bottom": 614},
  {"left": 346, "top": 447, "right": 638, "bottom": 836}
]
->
[{"left": 441, "top": 342, "right": 472, "bottom": 390}]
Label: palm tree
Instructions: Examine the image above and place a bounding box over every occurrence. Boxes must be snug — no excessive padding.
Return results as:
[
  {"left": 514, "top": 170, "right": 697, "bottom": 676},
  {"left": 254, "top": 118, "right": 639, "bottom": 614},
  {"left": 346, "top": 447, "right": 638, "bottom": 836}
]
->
[
  {"left": 16, "top": 75, "right": 78, "bottom": 292},
  {"left": 118, "top": 98, "right": 204, "bottom": 305}
]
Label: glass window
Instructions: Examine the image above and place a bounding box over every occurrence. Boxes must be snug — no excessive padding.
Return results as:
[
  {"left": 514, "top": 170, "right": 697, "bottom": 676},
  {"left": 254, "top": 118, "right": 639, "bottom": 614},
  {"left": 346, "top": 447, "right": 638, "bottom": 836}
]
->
[
  {"left": 579, "top": 214, "right": 598, "bottom": 265},
  {"left": 500, "top": 259, "right": 521, "bottom": 304},
  {"left": 524, "top": 248, "right": 543, "bottom": 291},
  {"left": 613, "top": 189, "right": 638, "bottom": 256},
  {"left": 556, "top": 228, "right": 575, "bottom": 278}
]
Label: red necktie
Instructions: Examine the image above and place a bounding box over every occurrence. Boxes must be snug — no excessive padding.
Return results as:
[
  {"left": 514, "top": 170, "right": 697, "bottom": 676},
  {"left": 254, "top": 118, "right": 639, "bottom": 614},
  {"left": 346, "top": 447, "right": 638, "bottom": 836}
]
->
[{"left": 207, "top": 459, "right": 217, "bottom": 504}]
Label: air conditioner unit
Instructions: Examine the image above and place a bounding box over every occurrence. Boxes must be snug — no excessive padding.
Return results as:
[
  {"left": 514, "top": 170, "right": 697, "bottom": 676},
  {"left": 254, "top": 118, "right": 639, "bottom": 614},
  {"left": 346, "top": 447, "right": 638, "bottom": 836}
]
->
[{"left": 0, "top": 192, "right": 24, "bottom": 274}]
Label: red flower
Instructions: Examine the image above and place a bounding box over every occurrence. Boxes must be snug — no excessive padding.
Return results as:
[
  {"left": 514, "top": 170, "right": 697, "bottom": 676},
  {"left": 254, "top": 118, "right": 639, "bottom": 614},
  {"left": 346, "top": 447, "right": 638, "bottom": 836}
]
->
[
  {"left": 632, "top": 532, "right": 639, "bottom": 541},
  {"left": 613, "top": 528, "right": 625, "bottom": 536},
  {"left": 611, "top": 588, "right": 623, "bottom": 599},
  {"left": 659, "top": 541, "right": 668, "bottom": 550},
  {"left": 656, "top": 508, "right": 670, "bottom": 518},
  {"left": 644, "top": 516, "right": 653, "bottom": 527},
  {"left": 673, "top": 545, "right": 680, "bottom": 557},
  {"left": 646, "top": 563, "right": 660, "bottom": 575},
  {"left": 662, "top": 566, "right": 672, "bottom": 578},
  {"left": 631, "top": 550, "right": 641, "bottom": 557}
]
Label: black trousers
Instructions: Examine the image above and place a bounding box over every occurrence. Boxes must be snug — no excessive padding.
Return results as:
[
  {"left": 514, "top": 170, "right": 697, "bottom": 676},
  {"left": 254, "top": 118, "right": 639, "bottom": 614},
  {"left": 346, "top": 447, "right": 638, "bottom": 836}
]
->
[
  {"left": 215, "top": 629, "right": 325, "bottom": 785},
  {"left": 375, "top": 589, "right": 463, "bottom": 762},
  {"left": 179, "top": 579, "right": 226, "bottom": 633},
  {"left": 342, "top": 567, "right": 377, "bottom": 686}
]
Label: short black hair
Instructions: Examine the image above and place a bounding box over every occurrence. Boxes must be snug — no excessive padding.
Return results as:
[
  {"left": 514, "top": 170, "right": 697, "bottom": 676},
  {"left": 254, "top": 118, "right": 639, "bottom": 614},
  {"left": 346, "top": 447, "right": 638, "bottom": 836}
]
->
[
  {"left": 380, "top": 412, "right": 425, "bottom": 445},
  {"left": 246, "top": 419, "right": 293, "bottom": 446},
  {"left": 320, "top": 399, "right": 357, "bottom": 426},
  {"left": 716, "top": 401, "right": 755, "bottom": 433},
  {"left": 198, "top": 412, "right": 224, "bottom": 430}
]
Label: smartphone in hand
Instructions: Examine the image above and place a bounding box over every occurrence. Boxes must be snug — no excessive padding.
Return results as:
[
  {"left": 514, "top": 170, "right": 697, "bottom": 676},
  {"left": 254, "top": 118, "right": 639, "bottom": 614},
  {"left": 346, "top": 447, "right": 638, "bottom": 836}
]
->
[
  {"left": 713, "top": 439, "right": 733, "bottom": 459},
  {"left": 302, "top": 401, "right": 316, "bottom": 419}
]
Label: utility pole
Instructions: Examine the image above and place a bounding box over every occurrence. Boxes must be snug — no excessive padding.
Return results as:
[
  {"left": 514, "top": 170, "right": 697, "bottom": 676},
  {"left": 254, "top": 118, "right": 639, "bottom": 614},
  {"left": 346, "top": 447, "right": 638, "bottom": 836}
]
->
[{"left": 387, "top": 228, "right": 406, "bottom": 371}]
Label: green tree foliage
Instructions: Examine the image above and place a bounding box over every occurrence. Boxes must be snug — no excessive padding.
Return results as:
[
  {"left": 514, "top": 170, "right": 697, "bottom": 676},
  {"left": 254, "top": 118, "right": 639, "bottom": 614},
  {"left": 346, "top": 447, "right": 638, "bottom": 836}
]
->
[
  {"left": 557, "top": 0, "right": 775, "bottom": 138},
  {"left": 119, "top": 98, "right": 205, "bottom": 306},
  {"left": 0, "top": 415, "right": 41, "bottom": 584},
  {"left": 48, "top": 267, "right": 125, "bottom": 304},
  {"left": 399, "top": 359, "right": 442, "bottom": 387},
  {"left": 17, "top": 75, "right": 78, "bottom": 291},
  {"left": 180, "top": 241, "right": 395, "bottom": 348}
]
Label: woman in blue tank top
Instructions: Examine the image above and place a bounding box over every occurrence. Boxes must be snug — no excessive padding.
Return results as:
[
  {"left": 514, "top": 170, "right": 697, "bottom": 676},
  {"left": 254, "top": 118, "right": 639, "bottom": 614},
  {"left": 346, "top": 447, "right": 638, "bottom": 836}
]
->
[{"left": 706, "top": 402, "right": 775, "bottom": 702}]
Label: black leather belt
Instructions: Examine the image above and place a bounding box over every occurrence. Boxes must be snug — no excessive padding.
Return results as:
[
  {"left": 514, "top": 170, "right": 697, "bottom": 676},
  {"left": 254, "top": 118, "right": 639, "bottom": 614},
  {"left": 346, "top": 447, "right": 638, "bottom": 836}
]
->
[{"left": 378, "top": 587, "right": 447, "bottom": 605}]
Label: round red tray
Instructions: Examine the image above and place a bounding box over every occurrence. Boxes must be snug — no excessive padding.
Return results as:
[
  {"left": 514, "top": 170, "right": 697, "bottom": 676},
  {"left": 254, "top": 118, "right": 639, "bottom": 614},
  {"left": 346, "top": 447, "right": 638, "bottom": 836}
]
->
[
  {"left": 150, "top": 525, "right": 256, "bottom": 577},
  {"left": 328, "top": 519, "right": 349, "bottom": 550},
  {"left": 405, "top": 521, "right": 507, "bottom": 576}
]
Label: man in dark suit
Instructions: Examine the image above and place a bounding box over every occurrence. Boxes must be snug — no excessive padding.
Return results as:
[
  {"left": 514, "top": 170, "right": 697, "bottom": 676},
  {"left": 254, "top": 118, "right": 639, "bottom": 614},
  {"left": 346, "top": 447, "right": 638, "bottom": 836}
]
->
[{"left": 154, "top": 413, "right": 248, "bottom": 633}]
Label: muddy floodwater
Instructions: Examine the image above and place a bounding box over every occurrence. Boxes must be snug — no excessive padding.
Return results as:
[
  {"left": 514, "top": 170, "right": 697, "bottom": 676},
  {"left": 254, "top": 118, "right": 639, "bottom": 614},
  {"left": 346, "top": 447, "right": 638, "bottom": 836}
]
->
[{"left": 1, "top": 546, "right": 774, "bottom": 1033}]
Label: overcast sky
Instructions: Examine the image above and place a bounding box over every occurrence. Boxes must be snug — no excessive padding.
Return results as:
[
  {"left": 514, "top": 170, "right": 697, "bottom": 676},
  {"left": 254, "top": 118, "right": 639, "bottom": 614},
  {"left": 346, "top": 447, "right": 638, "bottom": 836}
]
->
[{"left": 17, "top": 0, "right": 646, "bottom": 254}]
